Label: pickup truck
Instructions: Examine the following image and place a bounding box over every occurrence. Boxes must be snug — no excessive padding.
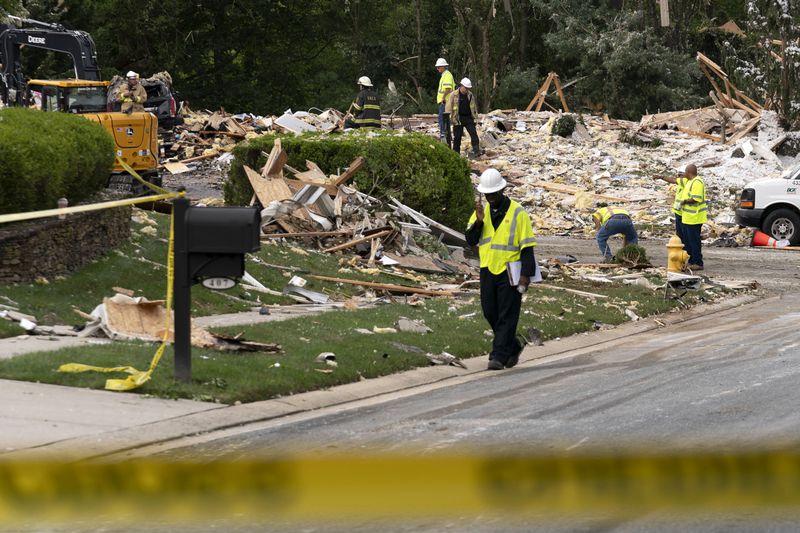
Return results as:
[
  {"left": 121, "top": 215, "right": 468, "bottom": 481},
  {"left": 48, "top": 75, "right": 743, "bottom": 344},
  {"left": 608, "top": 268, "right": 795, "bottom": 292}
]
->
[{"left": 736, "top": 165, "right": 800, "bottom": 245}]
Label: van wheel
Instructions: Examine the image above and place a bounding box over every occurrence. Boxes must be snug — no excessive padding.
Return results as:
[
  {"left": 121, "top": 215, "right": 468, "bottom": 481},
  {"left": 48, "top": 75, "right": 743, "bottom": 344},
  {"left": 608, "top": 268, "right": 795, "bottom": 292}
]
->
[{"left": 762, "top": 208, "right": 800, "bottom": 245}]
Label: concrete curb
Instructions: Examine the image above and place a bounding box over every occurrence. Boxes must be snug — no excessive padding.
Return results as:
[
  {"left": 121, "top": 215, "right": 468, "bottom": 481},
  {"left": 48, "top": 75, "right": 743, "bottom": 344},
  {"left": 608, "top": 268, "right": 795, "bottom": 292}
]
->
[{"left": 7, "top": 290, "right": 770, "bottom": 460}]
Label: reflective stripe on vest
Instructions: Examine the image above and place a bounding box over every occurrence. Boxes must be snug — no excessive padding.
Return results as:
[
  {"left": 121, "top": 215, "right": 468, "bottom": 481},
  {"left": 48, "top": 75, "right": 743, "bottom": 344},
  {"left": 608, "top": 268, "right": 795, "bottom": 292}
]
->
[
  {"left": 592, "top": 207, "right": 630, "bottom": 226},
  {"left": 437, "top": 70, "right": 455, "bottom": 104},
  {"left": 467, "top": 200, "right": 536, "bottom": 275},
  {"left": 672, "top": 177, "right": 688, "bottom": 214},
  {"left": 681, "top": 178, "right": 707, "bottom": 224}
]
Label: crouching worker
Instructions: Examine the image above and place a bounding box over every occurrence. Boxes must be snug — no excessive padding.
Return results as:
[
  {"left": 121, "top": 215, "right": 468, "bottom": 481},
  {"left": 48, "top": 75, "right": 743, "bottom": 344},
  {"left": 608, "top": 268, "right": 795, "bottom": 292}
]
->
[
  {"left": 466, "top": 169, "right": 536, "bottom": 371},
  {"left": 593, "top": 203, "right": 638, "bottom": 262}
]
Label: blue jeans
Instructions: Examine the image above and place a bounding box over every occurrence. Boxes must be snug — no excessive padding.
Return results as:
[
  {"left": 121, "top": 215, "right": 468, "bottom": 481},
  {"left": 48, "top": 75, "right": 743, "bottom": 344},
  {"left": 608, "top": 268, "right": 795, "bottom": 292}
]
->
[
  {"left": 438, "top": 102, "right": 451, "bottom": 147},
  {"left": 682, "top": 223, "right": 703, "bottom": 266},
  {"left": 597, "top": 216, "right": 638, "bottom": 259}
]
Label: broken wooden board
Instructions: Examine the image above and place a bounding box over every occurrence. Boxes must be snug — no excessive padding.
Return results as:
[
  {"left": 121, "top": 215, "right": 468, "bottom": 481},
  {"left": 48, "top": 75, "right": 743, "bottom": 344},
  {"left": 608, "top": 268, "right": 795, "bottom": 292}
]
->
[
  {"left": 262, "top": 229, "right": 353, "bottom": 240},
  {"left": 295, "top": 160, "right": 328, "bottom": 183},
  {"left": 382, "top": 253, "right": 450, "bottom": 274},
  {"left": 163, "top": 161, "right": 191, "bottom": 175},
  {"left": 331, "top": 156, "right": 365, "bottom": 186},
  {"left": 261, "top": 138, "right": 287, "bottom": 179},
  {"left": 285, "top": 178, "right": 339, "bottom": 197},
  {"left": 244, "top": 165, "right": 293, "bottom": 205},
  {"left": 323, "top": 229, "right": 392, "bottom": 253},
  {"left": 309, "top": 275, "right": 458, "bottom": 297}
]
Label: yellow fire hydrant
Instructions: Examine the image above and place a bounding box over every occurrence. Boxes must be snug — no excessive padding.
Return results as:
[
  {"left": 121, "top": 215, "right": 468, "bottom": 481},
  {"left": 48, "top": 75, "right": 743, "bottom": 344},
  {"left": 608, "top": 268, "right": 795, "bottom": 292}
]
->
[{"left": 667, "top": 235, "right": 689, "bottom": 272}]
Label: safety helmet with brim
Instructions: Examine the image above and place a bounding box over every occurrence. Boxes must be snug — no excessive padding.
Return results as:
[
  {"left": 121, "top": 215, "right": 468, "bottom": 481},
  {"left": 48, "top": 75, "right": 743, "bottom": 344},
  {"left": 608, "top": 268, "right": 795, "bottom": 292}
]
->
[
  {"left": 357, "top": 76, "right": 373, "bottom": 87},
  {"left": 477, "top": 168, "right": 507, "bottom": 194},
  {"left": 460, "top": 77, "right": 472, "bottom": 88},
  {"left": 435, "top": 58, "right": 448, "bottom": 67}
]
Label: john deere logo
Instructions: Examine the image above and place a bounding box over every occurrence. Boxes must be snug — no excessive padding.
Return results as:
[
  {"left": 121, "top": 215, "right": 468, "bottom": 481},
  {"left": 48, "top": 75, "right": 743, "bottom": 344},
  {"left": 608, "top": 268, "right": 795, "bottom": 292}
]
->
[{"left": 126, "top": 127, "right": 134, "bottom": 136}]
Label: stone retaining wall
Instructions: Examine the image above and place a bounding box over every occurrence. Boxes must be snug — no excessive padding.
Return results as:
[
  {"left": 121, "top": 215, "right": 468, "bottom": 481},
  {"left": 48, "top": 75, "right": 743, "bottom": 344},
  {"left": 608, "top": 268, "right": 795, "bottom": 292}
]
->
[{"left": 0, "top": 206, "right": 131, "bottom": 284}]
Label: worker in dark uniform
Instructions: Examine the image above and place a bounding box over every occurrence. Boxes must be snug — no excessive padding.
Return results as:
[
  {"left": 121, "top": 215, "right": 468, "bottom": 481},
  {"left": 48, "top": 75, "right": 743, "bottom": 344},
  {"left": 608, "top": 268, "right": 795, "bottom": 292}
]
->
[
  {"left": 344, "top": 76, "right": 381, "bottom": 129},
  {"left": 466, "top": 168, "right": 537, "bottom": 370}
]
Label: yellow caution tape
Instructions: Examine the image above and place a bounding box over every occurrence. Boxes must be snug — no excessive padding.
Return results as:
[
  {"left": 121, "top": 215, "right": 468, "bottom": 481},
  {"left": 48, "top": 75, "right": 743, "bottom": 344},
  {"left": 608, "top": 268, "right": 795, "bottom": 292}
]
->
[
  {"left": 0, "top": 157, "right": 175, "bottom": 225},
  {"left": 114, "top": 156, "right": 171, "bottom": 195},
  {"left": 58, "top": 210, "right": 175, "bottom": 391},
  {"left": 3, "top": 450, "right": 800, "bottom": 525},
  {"left": 0, "top": 192, "right": 178, "bottom": 225}
]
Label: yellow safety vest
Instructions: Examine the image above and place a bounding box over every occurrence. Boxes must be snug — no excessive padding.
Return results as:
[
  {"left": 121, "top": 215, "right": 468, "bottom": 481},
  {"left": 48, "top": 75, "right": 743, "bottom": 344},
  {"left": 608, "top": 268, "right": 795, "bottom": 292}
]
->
[
  {"left": 592, "top": 207, "right": 630, "bottom": 226},
  {"left": 467, "top": 200, "right": 536, "bottom": 275},
  {"left": 437, "top": 70, "right": 455, "bottom": 104},
  {"left": 681, "top": 177, "right": 708, "bottom": 224},
  {"left": 672, "top": 177, "right": 688, "bottom": 215}
]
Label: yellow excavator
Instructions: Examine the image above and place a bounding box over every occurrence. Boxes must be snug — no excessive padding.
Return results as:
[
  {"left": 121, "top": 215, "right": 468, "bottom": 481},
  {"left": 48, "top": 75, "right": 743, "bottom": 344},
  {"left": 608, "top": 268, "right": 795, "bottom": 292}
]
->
[{"left": 1, "top": 14, "right": 160, "bottom": 192}]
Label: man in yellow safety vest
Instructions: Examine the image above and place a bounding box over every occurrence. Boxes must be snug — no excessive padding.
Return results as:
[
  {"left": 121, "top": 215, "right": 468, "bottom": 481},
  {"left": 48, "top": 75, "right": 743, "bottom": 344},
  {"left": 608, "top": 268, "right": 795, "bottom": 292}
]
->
[
  {"left": 653, "top": 164, "right": 697, "bottom": 251},
  {"left": 466, "top": 168, "right": 536, "bottom": 370},
  {"left": 592, "top": 203, "right": 638, "bottom": 262},
  {"left": 435, "top": 57, "right": 455, "bottom": 148},
  {"left": 679, "top": 170, "right": 708, "bottom": 270}
]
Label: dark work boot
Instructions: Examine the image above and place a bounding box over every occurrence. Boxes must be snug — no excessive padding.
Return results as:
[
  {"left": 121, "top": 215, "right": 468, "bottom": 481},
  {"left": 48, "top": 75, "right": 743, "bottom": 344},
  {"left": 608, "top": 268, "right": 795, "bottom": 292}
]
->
[{"left": 487, "top": 359, "right": 504, "bottom": 371}]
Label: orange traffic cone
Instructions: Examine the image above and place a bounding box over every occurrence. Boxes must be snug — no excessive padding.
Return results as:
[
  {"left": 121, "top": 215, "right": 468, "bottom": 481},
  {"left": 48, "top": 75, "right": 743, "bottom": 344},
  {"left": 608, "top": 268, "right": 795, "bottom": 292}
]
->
[{"left": 752, "top": 230, "right": 780, "bottom": 247}]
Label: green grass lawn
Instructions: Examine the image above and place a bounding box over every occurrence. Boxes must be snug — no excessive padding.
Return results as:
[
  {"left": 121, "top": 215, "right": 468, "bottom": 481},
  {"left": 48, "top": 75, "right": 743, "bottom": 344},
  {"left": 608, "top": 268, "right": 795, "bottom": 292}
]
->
[{"left": 0, "top": 277, "right": 727, "bottom": 404}]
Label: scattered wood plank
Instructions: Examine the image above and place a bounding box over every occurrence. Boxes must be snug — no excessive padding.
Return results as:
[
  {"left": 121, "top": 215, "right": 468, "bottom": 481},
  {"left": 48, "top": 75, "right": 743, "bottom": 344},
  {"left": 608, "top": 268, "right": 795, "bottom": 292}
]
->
[
  {"left": 530, "top": 181, "right": 636, "bottom": 203},
  {"left": 261, "top": 138, "right": 287, "bottom": 179},
  {"left": 331, "top": 156, "right": 365, "bottom": 187},
  {"left": 323, "top": 229, "right": 392, "bottom": 253},
  {"left": 531, "top": 283, "right": 609, "bottom": 299},
  {"left": 677, "top": 127, "right": 721, "bottom": 142},
  {"left": 179, "top": 151, "right": 220, "bottom": 164},
  {"left": 726, "top": 116, "right": 760, "bottom": 145},
  {"left": 309, "top": 275, "right": 457, "bottom": 297},
  {"left": 389, "top": 197, "right": 467, "bottom": 246},
  {"left": 200, "top": 130, "right": 246, "bottom": 139},
  {"left": 285, "top": 178, "right": 339, "bottom": 197},
  {"left": 262, "top": 230, "right": 353, "bottom": 240},
  {"left": 244, "top": 165, "right": 293, "bottom": 206}
]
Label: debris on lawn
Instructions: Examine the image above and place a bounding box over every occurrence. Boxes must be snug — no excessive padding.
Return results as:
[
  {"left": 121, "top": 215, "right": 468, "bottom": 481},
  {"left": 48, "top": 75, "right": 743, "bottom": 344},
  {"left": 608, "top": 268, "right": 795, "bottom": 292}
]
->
[
  {"left": 315, "top": 352, "right": 337, "bottom": 367},
  {"left": 425, "top": 351, "right": 468, "bottom": 369},
  {"left": 74, "top": 293, "right": 281, "bottom": 353}
]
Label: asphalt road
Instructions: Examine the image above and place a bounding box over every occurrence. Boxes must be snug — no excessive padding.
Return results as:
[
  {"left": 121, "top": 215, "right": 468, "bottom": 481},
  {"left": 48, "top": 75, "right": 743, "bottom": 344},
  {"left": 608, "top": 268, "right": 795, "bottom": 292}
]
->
[{"left": 145, "top": 250, "right": 800, "bottom": 531}]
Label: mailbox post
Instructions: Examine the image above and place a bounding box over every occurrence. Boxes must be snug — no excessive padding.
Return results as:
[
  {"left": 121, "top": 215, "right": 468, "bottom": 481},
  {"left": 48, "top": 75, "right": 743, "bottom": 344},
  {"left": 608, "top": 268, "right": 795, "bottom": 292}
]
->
[{"left": 172, "top": 197, "right": 260, "bottom": 383}]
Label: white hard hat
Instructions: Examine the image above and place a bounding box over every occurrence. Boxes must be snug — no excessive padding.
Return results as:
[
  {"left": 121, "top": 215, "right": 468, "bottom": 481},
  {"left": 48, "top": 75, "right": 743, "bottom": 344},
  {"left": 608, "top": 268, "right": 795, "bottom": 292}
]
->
[
  {"left": 477, "top": 168, "right": 507, "bottom": 194},
  {"left": 435, "top": 58, "right": 448, "bottom": 67},
  {"left": 460, "top": 77, "right": 472, "bottom": 88},
  {"left": 357, "top": 76, "right": 373, "bottom": 87},
  {"left": 126, "top": 71, "right": 139, "bottom": 79}
]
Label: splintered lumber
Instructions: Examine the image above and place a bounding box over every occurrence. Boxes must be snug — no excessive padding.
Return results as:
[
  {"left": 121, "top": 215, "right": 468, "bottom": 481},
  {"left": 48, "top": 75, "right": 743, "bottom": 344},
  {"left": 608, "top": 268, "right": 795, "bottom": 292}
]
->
[
  {"left": 295, "top": 160, "right": 328, "bottom": 183},
  {"left": 262, "top": 138, "right": 287, "bottom": 179},
  {"left": 179, "top": 151, "right": 220, "bottom": 164},
  {"left": 726, "top": 116, "right": 760, "bottom": 145},
  {"left": 262, "top": 229, "right": 353, "bottom": 240},
  {"left": 309, "top": 275, "right": 457, "bottom": 297},
  {"left": 677, "top": 127, "right": 721, "bottom": 142},
  {"left": 285, "top": 178, "right": 339, "bottom": 197},
  {"left": 331, "top": 156, "right": 365, "bottom": 187},
  {"left": 531, "top": 283, "right": 608, "bottom": 299},
  {"left": 323, "top": 229, "right": 392, "bottom": 253},
  {"left": 244, "top": 165, "right": 293, "bottom": 205},
  {"left": 531, "top": 181, "right": 632, "bottom": 203}
]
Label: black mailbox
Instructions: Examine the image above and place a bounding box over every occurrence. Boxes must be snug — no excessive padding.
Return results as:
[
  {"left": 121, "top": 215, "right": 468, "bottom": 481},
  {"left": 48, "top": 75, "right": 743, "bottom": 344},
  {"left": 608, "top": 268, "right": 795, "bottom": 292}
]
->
[
  {"left": 185, "top": 206, "right": 260, "bottom": 282},
  {"left": 186, "top": 207, "right": 261, "bottom": 254},
  {"left": 173, "top": 198, "right": 262, "bottom": 383}
]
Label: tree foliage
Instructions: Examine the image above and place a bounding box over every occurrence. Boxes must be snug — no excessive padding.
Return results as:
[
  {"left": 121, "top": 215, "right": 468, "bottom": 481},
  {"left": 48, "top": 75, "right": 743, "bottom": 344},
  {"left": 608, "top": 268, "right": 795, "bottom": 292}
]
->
[{"left": 6, "top": 1, "right": 791, "bottom": 123}]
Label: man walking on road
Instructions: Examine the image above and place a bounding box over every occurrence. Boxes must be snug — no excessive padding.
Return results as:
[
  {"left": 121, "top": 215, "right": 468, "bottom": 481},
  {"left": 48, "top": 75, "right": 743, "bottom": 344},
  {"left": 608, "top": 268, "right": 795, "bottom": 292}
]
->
[
  {"left": 447, "top": 78, "right": 480, "bottom": 157},
  {"left": 592, "top": 203, "right": 638, "bottom": 262},
  {"left": 466, "top": 169, "right": 536, "bottom": 370},
  {"left": 435, "top": 58, "right": 454, "bottom": 148}
]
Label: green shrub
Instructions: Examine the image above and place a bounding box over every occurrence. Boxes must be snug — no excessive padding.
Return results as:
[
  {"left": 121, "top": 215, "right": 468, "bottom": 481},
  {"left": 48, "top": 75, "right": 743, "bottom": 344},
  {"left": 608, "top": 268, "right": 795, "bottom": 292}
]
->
[
  {"left": 225, "top": 131, "right": 474, "bottom": 230},
  {"left": 0, "top": 108, "right": 115, "bottom": 215},
  {"left": 553, "top": 114, "right": 577, "bottom": 137},
  {"left": 614, "top": 244, "right": 651, "bottom": 267}
]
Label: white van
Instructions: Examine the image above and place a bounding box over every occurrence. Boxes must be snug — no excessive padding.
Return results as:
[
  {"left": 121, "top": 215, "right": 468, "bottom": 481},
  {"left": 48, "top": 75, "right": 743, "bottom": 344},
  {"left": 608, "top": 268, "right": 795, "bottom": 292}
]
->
[{"left": 736, "top": 165, "right": 800, "bottom": 245}]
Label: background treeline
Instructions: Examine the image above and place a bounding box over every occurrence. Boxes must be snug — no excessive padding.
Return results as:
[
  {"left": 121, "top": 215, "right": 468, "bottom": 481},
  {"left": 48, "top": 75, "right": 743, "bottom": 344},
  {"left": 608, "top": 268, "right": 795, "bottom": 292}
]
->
[{"left": 3, "top": 0, "right": 800, "bottom": 126}]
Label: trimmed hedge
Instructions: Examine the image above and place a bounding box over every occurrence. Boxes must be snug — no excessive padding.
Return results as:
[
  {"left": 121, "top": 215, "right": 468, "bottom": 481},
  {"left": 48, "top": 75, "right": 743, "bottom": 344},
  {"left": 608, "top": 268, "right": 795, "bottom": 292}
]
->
[
  {"left": 0, "top": 108, "right": 115, "bottom": 215},
  {"left": 224, "top": 131, "right": 473, "bottom": 230}
]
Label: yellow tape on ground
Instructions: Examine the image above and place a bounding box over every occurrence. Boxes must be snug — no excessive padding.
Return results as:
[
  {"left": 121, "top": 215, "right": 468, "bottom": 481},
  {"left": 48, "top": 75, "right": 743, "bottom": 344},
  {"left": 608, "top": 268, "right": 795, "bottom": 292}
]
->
[
  {"left": 57, "top": 210, "right": 175, "bottom": 391},
  {"left": 2, "top": 450, "right": 800, "bottom": 524}
]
